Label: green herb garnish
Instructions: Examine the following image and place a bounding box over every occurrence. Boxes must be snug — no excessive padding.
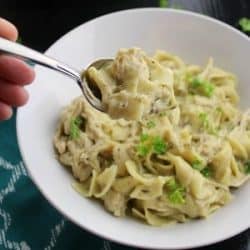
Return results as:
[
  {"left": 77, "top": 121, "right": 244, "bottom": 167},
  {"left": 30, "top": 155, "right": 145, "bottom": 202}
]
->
[
  {"left": 137, "top": 133, "right": 152, "bottom": 156},
  {"left": 189, "top": 77, "right": 215, "bottom": 97},
  {"left": 191, "top": 160, "right": 203, "bottom": 171},
  {"left": 166, "top": 178, "right": 179, "bottom": 191},
  {"left": 239, "top": 18, "right": 250, "bottom": 33},
  {"left": 136, "top": 144, "right": 151, "bottom": 157},
  {"left": 198, "top": 112, "right": 218, "bottom": 135},
  {"left": 136, "top": 134, "right": 167, "bottom": 156},
  {"left": 140, "top": 133, "right": 150, "bottom": 142},
  {"left": 146, "top": 120, "right": 156, "bottom": 129},
  {"left": 191, "top": 160, "right": 213, "bottom": 178},
  {"left": 159, "top": 111, "right": 167, "bottom": 117},
  {"left": 168, "top": 189, "right": 186, "bottom": 204},
  {"left": 158, "top": 0, "right": 183, "bottom": 9},
  {"left": 203, "top": 83, "right": 214, "bottom": 97},
  {"left": 69, "top": 116, "right": 83, "bottom": 140},
  {"left": 199, "top": 112, "right": 209, "bottom": 130},
  {"left": 152, "top": 136, "right": 167, "bottom": 154},
  {"left": 201, "top": 167, "right": 212, "bottom": 178},
  {"left": 159, "top": 0, "right": 169, "bottom": 8},
  {"left": 244, "top": 161, "right": 250, "bottom": 174},
  {"left": 166, "top": 178, "right": 185, "bottom": 204},
  {"left": 216, "top": 107, "right": 223, "bottom": 113}
]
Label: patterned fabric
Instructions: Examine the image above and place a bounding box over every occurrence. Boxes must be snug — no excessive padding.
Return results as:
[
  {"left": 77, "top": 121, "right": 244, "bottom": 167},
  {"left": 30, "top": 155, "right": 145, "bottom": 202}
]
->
[{"left": 0, "top": 111, "right": 135, "bottom": 250}]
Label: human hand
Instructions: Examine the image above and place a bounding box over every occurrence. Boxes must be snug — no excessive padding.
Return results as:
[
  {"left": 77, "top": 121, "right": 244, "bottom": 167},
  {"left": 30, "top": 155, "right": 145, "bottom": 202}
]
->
[{"left": 0, "top": 18, "right": 35, "bottom": 121}]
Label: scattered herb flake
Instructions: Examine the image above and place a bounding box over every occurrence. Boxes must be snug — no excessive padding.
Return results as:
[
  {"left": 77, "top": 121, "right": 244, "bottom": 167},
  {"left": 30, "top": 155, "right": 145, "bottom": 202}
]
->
[
  {"left": 69, "top": 116, "right": 83, "bottom": 140},
  {"left": 189, "top": 77, "right": 215, "bottom": 97},
  {"left": 191, "top": 160, "right": 213, "bottom": 178},
  {"left": 203, "top": 82, "right": 215, "bottom": 97},
  {"left": 198, "top": 112, "right": 218, "bottom": 135},
  {"left": 191, "top": 160, "right": 203, "bottom": 171},
  {"left": 166, "top": 178, "right": 179, "bottom": 191},
  {"left": 201, "top": 167, "right": 212, "bottom": 178},
  {"left": 199, "top": 112, "right": 209, "bottom": 130},
  {"left": 239, "top": 17, "right": 250, "bottom": 33},
  {"left": 166, "top": 178, "right": 185, "bottom": 204},
  {"left": 185, "top": 73, "right": 193, "bottom": 83},
  {"left": 146, "top": 120, "right": 156, "bottom": 129},
  {"left": 190, "top": 77, "right": 203, "bottom": 88},
  {"left": 152, "top": 136, "right": 167, "bottom": 154},
  {"left": 244, "top": 161, "right": 250, "bottom": 174},
  {"left": 137, "top": 134, "right": 167, "bottom": 156},
  {"left": 216, "top": 107, "right": 223, "bottom": 113},
  {"left": 137, "top": 144, "right": 151, "bottom": 157},
  {"left": 159, "top": 111, "right": 167, "bottom": 117},
  {"left": 74, "top": 117, "right": 82, "bottom": 126},
  {"left": 168, "top": 189, "right": 186, "bottom": 204},
  {"left": 140, "top": 133, "right": 150, "bottom": 142},
  {"left": 159, "top": 0, "right": 169, "bottom": 8}
]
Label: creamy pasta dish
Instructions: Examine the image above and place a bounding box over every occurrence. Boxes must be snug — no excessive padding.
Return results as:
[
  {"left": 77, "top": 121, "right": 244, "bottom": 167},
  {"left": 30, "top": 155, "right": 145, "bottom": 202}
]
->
[{"left": 54, "top": 48, "right": 250, "bottom": 226}]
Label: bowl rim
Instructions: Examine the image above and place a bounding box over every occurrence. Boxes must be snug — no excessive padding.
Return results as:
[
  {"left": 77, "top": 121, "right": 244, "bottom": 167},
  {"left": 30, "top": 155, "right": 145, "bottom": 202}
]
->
[{"left": 16, "top": 7, "right": 250, "bottom": 250}]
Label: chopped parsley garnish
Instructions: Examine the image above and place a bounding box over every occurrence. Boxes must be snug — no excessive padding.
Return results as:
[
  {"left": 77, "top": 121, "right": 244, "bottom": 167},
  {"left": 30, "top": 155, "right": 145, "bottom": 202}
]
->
[
  {"left": 159, "top": 111, "right": 167, "bottom": 117},
  {"left": 201, "top": 167, "right": 213, "bottom": 178},
  {"left": 152, "top": 136, "right": 167, "bottom": 154},
  {"left": 140, "top": 133, "right": 150, "bottom": 142},
  {"left": 166, "top": 178, "right": 185, "bottom": 204},
  {"left": 159, "top": 0, "right": 183, "bottom": 9},
  {"left": 189, "top": 77, "right": 215, "bottom": 97},
  {"left": 239, "top": 18, "right": 250, "bottom": 33},
  {"left": 166, "top": 178, "right": 179, "bottom": 191},
  {"left": 216, "top": 107, "right": 223, "bottom": 113},
  {"left": 198, "top": 112, "right": 218, "bottom": 135},
  {"left": 69, "top": 116, "right": 84, "bottom": 140},
  {"left": 199, "top": 112, "right": 209, "bottom": 130},
  {"left": 137, "top": 133, "right": 152, "bottom": 157},
  {"left": 146, "top": 120, "right": 156, "bottom": 129},
  {"left": 159, "top": 0, "right": 169, "bottom": 8},
  {"left": 168, "top": 189, "right": 186, "bottom": 204},
  {"left": 136, "top": 134, "right": 167, "bottom": 157},
  {"left": 244, "top": 161, "right": 250, "bottom": 174},
  {"left": 191, "top": 160, "right": 213, "bottom": 178},
  {"left": 191, "top": 160, "right": 203, "bottom": 171},
  {"left": 137, "top": 144, "right": 151, "bottom": 157}
]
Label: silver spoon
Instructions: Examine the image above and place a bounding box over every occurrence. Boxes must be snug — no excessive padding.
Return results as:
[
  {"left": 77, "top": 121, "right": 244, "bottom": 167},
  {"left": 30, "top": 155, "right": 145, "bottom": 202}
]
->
[{"left": 0, "top": 37, "right": 112, "bottom": 111}]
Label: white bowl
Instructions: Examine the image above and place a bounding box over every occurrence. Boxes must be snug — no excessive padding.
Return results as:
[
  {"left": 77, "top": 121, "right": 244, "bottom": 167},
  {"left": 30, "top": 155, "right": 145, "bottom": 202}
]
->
[{"left": 17, "top": 8, "right": 250, "bottom": 249}]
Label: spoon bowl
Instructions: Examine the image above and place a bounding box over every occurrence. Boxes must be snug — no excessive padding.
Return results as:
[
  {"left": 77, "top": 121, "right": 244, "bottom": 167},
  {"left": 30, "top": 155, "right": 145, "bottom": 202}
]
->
[{"left": 82, "top": 58, "right": 113, "bottom": 100}]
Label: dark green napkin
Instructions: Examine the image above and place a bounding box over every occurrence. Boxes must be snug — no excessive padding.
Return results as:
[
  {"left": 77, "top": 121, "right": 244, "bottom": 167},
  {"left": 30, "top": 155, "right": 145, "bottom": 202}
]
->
[{"left": 0, "top": 110, "right": 134, "bottom": 250}]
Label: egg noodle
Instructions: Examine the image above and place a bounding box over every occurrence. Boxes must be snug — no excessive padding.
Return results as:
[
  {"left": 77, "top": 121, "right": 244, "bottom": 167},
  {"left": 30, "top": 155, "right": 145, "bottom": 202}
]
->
[{"left": 54, "top": 48, "right": 250, "bottom": 226}]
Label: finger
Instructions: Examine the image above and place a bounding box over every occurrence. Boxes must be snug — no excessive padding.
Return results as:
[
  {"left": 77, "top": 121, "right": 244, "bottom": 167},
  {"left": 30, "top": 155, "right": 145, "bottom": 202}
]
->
[
  {"left": 0, "top": 55, "right": 35, "bottom": 85},
  {"left": 0, "top": 80, "right": 29, "bottom": 107},
  {"left": 0, "top": 101, "right": 12, "bottom": 120},
  {"left": 0, "top": 18, "right": 18, "bottom": 41}
]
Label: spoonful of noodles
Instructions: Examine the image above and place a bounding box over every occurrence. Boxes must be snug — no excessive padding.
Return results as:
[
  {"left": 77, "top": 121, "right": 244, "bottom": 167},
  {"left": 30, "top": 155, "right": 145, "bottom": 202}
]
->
[{"left": 0, "top": 37, "right": 112, "bottom": 112}]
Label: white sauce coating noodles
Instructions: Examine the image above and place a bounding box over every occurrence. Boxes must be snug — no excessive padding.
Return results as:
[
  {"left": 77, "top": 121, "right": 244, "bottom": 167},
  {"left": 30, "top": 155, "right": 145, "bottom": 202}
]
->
[{"left": 54, "top": 48, "right": 250, "bottom": 226}]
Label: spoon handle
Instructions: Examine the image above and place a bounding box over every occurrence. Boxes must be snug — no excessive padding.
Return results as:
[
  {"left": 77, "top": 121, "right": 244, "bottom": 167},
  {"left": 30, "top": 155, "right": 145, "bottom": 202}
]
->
[
  {"left": 0, "top": 37, "right": 81, "bottom": 81},
  {"left": 0, "top": 37, "right": 104, "bottom": 111}
]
